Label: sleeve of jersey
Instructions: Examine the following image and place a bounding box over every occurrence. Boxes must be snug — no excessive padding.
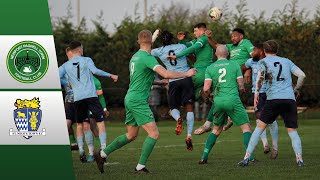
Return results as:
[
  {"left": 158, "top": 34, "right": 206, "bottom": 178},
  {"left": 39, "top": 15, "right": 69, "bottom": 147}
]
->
[
  {"left": 145, "top": 56, "right": 161, "bottom": 71},
  {"left": 289, "top": 59, "right": 298, "bottom": 72},
  {"left": 87, "top": 58, "right": 112, "bottom": 77},
  {"left": 178, "top": 39, "right": 196, "bottom": 47},
  {"left": 151, "top": 49, "right": 159, "bottom": 57},
  {"left": 176, "top": 43, "right": 202, "bottom": 58},
  {"left": 205, "top": 67, "right": 212, "bottom": 80},
  {"left": 59, "top": 65, "right": 68, "bottom": 87},
  {"left": 245, "top": 59, "right": 252, "bottom": 68},
  {"left": 94, "top": 78, "right": 102, "bottom": 90},
  {"left": 98, "top": 94, "right": 107, "bottom": 109},
  {"left": 245, "top": 40, "right": 254, "bottom": 55}
]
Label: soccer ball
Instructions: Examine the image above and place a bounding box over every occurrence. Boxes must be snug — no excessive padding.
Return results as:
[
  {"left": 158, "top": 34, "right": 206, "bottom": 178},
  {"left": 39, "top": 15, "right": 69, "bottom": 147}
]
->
[{"left": 208, "top": 7, "right": 222, "bottom": 21}]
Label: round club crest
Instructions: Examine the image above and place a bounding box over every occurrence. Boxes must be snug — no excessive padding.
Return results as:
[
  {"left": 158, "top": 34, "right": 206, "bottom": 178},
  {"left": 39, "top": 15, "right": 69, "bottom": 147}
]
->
[{"left": 6, "top": 41, "right": 49, "bottom": 83}]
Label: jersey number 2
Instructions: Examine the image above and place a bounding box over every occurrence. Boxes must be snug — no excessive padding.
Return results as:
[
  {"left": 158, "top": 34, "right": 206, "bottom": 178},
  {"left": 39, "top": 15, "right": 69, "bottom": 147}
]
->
[
  {"left": 218, "top": 68, "right": 227, "bottom": 82},
  {"left": 274, "top": 62, "right": 284, "bottom": 81}
]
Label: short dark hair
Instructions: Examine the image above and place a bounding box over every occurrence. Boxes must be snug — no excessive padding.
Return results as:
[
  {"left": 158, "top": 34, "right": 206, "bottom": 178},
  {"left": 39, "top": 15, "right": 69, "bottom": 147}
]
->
[
  {"left": 263, "top": 40, "right": 279, "bottom": 54},
  {"left": 232, "top": 28, "right": 245, "bottom": 36},
  {"left": 159, "top": 30, "right": 174, "bottom": 46},
  {"left": 254, "top": 43, "right": 263, "bottom": 50},
  {"left": 194, "top": 23, "right": 206, "bottom": 29},
  {"left": 68, "top": 41, "right": 82, "bottom": 50}
]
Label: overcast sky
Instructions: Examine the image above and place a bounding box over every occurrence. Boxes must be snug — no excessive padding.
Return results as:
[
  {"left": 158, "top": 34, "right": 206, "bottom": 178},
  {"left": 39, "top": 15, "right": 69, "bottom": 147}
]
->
[{"left": 48, "top": 0, "right": 318, "bottom": 33}]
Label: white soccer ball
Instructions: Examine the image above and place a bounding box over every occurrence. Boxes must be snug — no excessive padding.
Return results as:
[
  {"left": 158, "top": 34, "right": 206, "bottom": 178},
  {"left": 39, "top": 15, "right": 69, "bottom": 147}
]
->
[{"left": 208, "top": 7, "right": 222, "bottom": 21}]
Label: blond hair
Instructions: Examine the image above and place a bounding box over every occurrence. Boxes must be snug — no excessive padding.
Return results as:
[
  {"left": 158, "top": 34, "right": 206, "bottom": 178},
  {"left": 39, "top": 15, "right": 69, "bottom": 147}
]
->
[{"left": 138, "top": 30, "right": 152, "bottom": 44}]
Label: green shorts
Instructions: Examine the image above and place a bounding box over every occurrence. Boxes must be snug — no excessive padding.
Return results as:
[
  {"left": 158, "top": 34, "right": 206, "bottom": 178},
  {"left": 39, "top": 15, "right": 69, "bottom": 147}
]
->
[
  {"left": 124, "top": 99, "right": 155, "bottom": 126},
  {"left": 192, "top": 68, "right": 206, "bottom": 100},
  {"left": 212, "top": 97, "right": 249, "bottom": 127}
]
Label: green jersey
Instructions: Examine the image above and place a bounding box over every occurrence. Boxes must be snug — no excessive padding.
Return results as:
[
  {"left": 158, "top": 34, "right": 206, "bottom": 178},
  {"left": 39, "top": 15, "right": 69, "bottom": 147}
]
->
[
  {"left": 178, "top": 34, "right": 213, "bottom": 68},
  {"left": 125, "top": 50, "right": 160, "bottom": 101},
  {"left": 93, "top": 76, "right": 106, "bottom": 109},
  {"left": 226, "top": 39, "right": 253, "bottom": 66},
  {"left": 205, "top": 59, "right": 242, "bottom": 98},
  {"left": 93, "top": 76, "right": 102, "bottom": 91}
]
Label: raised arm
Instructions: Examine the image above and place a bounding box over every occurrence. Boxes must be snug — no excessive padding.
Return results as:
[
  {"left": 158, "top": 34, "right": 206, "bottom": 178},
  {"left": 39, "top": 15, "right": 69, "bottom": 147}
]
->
[{"left": 205, "top": 30, "right": 221, "bottom": 49}]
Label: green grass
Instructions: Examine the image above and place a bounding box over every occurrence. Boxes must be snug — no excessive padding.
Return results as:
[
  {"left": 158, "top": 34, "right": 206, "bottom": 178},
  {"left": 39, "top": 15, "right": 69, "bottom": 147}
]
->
[{"left": 73, "top": 119, "right": 320, "bottom": 180}]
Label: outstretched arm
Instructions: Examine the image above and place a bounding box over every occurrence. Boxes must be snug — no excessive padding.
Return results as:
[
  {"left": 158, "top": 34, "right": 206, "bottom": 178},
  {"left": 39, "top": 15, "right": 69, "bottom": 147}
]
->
[
  {"left": 154, "top": 65, "right": 196, "bottom": 79},
  {"left": 88, "top": 59, "right": 118, "bottom": 82}
]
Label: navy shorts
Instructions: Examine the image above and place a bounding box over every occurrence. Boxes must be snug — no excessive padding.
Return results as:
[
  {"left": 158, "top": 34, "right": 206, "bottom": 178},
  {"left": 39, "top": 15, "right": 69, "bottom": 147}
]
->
[
  {"left": 65, "top": 102, "right": 76, "bottom": 123},
  {"left": 74, "top": 97, "right": 105, "bottom": 123},
  {"left": 260, "top": 99, "right": 298, "bottom": 128},
  {"left": 253, "top": 93, "right": 267, "bottom": 113},
  {"left": 168, "top": 77, "right": 195, "bottom": 109}
]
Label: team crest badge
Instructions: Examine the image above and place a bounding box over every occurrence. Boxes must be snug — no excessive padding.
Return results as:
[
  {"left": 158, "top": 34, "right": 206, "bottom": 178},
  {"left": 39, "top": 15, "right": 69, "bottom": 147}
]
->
[
  {"left": 9, "top": 97, "right": 46, "bottom": 139},
  {"left": 6, "top": 41, "right": 49, "bottom": 83}
]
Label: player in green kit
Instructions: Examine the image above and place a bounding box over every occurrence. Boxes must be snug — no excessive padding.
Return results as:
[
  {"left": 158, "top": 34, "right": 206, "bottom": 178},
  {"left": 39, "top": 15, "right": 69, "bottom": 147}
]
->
[
  {"left": 194, "top": 28, "right": 254, "bottom": 134},
  {"left": 198, "top": 45, "right": 253, "bottom": 164},
  {"left": 94, "top": 30, "right": 197, "bottom": 173},
  {"left": 168, "top": 23, "right": 213, "bottom": 100}
]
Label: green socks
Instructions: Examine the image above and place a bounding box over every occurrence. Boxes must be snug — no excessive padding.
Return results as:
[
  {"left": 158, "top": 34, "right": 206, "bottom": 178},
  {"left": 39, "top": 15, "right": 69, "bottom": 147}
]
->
[
  {"left": 202, "top": 133, "right": 218, "bottom": 160},
  {"left": 243, "top": 132, "right": 254, "bottom": 160},
  {"left": 138, "top": 136, "right": 157, "bottom": 165},
  {"left": 103, "top": 134, "right": 129, "bottom": 155}
]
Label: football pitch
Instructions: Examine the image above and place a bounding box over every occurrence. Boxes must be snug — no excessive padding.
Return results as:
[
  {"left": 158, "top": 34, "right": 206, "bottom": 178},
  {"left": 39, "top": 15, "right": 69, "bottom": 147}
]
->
[{"left": 72, "top": 119, "right": 320, "bottom": 180}]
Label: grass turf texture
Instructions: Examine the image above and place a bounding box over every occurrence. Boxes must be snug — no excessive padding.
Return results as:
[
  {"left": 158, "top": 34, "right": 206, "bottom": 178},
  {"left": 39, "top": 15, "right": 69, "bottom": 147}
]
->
[{"left": 72, "top": 119, "right": 320, "bottom": 180}]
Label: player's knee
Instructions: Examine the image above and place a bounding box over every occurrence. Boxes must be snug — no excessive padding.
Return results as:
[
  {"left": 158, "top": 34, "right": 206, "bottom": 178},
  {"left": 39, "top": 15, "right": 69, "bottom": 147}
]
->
[
  {"left": 126, "top": 133, "right": 138, "bottom": 141},
  {"left": 83, "top": 122, "right": 90, "bottom": 131},
  {"left": 148, "top": 129, "right": 159, "bottom": 140}
]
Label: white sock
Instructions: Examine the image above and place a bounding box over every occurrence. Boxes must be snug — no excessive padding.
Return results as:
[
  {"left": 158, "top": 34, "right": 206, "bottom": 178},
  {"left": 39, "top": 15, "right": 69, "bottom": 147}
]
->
[
  {"left": 100, "top": 150, "right": 107, "bottom": 158},
  {"left": 136, "top": 163, "right": 145, "bottom": 170},
  {"left": 204, "top": 121, "right": 212, "bottom": 128}
]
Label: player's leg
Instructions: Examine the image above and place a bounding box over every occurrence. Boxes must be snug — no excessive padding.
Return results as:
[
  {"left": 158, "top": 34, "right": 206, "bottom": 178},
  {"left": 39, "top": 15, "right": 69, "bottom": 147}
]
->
[
  {"left": 201, "top": 102, "right": 208, "bottom": 121},
  {"left": 255, "top": 93, "right": 270, "bottom": 153},
  {"left": 199, "top": 100, "right": 226, "bottom": 164},
  {"left": 94, "top": 101, "right": 139, "bottom": 173},
  {"left": 185, "top": 103, "right": 194, "bottom": 150},
  {"left": 83, "top": 120, "right": 95, "bottom": 162},
  {"left": 65, "top": 102, "right": 78, "bottom": 150},
  {"left": 131, "top": 100, "right": 158, "bottom": 173},
  {"left": 268, "top": 120, "right": 279, "bottom": 159},
  {"left": 87, "top": 98, "right": 107, "bottom": 149},
  {"left": 168, "top": 80, "right": 183, "bottom": 135},
  {"left": 137, "top": 121, "right": 159, "bottom": 173},
  {"left": 89, "top": 117, "right": 99, "bottom": 137},
  {"left": 199, "top": 125, "right": 224, "bottom": 164},
  {"left": 75, "top": 100, "right": 89, "bottom": 163},
  {"left": 194, "top": 103, "right": 213, "bottom": 135},
  {"left": 181, "top": 77, "right": 195, "bottom": 150},
  {"left": 282, "top": 100, "right": 303, "bottom": 166},
  {"left": 95, "top": 124, "right": 139, "bottom": 173},
  {"left": 238, "top": 100, "right": 279, "bottom": 166},
  {"left": 226, "top": 98, "right": 255, "bottom": 162}
]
